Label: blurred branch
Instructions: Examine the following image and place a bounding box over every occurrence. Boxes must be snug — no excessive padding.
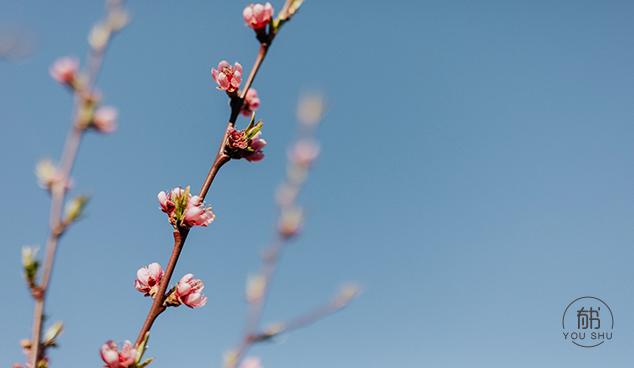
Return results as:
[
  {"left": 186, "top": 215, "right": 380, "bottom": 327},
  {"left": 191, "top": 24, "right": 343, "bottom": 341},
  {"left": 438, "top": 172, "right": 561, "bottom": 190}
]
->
[
  {"left": 27, "top": 2, "right": 129, "bottom": 367},
  {"left": 133, "top": 1, "right": 299, "bottom": 349}
]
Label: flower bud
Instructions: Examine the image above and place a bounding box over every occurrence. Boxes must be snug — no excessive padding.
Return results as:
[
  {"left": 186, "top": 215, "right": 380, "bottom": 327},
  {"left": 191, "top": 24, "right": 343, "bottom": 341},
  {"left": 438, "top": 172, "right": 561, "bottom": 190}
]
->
[
  {"left": 240, "top": 357, "right": 263, "bottom": 368},
  {"left": 49, "top": 57, "right": 79, "bottom": 86},
  {"left": 243, "top": 3, "right": 274, "bottom": 30},
  {"left": 22, "top": 246, "right": 39, "bottom": 287},
  {"left": 92, "top": 106, "right": 118, "bottom": 134},
  {"left": 43, "top": 321, "right": 63, "bottom": 347},
  {"left": 211, "top": 61, "right": 242, "bottom": 93},
  {"left": 166, "top": 273, "right": 208, "bottom": 308},
  {"left": 135, "top": 263, "right": 164, "bottom": 298},
  {"left": 64, "top": 195, "right": 89, "bottom": 224},
  {"left": 246, "top": 274, "right": 266, "bottom": 304},
  {"left": 100, "top": 340, "right": 138, "bottom": 368},
  {"left": 241, "top": 89, "right": 261, "bottom": 117},
  {"left": 36, "top": 159, "right": 72, "bottom": 192},
  {"left": 278, "top": 207, "right": 303, "bottom": 239}
]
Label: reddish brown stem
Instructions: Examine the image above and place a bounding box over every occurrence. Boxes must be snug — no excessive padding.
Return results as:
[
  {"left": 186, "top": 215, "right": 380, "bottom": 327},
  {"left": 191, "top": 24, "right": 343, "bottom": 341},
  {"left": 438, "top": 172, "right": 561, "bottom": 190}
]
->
[
  {"left": 135, "top": 229, "right": 188, "bottom": 344},
  {"left": 133, "top": 9, "right": 291, "bottom": 353}
]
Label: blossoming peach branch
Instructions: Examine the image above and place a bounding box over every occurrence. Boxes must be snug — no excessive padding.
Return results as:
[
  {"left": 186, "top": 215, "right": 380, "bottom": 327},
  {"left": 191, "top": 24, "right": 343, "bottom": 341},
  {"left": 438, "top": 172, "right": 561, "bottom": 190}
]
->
[{"left": 127, "top": 1, "right": 306, "bottom": 357}]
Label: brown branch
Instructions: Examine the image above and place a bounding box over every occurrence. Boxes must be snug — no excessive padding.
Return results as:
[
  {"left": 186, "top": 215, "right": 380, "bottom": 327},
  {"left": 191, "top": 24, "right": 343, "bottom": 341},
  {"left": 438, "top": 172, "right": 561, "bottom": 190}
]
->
[{"left": 134, "top": 22, "right": 284, "bottom": 347}]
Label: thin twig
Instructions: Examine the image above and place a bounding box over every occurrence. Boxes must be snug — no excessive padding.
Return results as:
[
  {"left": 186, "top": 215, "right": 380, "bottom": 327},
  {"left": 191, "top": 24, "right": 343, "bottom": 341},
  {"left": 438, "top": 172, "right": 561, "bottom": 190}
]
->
[
  {"left": 134, "top": 12, "right": 287, "bottom": 346},
  {"left": 28, "top": 2, "right": 127, "bottom": 365}
]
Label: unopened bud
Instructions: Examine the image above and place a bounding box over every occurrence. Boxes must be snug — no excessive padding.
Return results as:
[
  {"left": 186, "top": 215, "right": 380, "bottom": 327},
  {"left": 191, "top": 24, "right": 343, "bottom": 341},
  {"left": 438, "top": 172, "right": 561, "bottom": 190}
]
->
[
  {"left": 333, "top": 283, "right": 361, "bottom": 308},
  {"left": 65, "top": 195, "right": 89, "bottom": 223},
  {"left": 43, "top": 321, "right": 63, "bottom": 347},
  {"left": 246, "top": 274, "right": 266, "bottom": 304},
  {"left": 108, "top": 9, "right": 130, "bottom": 31},
  {"left": 21, "top": 246, "right": 39, "bottom": 286},
  {"left": 88, "top": 23, "right": 110, "bottom": 51}
]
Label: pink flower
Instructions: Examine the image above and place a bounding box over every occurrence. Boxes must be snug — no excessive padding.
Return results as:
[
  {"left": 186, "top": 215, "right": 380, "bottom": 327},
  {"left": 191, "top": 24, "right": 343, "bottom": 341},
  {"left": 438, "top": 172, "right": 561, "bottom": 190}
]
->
[
  {"left": 175, "top": 273, "right": 208, "bottom": 308},
  {"left": 226, "top": 128, "right": 267, "bottom": 162},
  {"left": 241, "top": 89, "right": 261, "bottom": 117},
  {"left": 243, "top": 3, "right": 274, "bottom": 30},
  {"left": 245, "top": 132, "right": 267, "bottom": 162},
  {"left": 50, "top": 57, "right": 79, "bottom": 85},
  {"left": 289, "top": 139, "right": 320, "bottom": 167},
  {"left": 135, "top": 263, "right": 163, "bottom": 297},
  {"left": 100, "top": 340, "right": 138, "bottom": 368},
  {"left": 183, "top": 195, "right": 215, "bottom": 227},
  {"left": 93, "top": 106, "right": 118, "bottom": 133},
  {"left": 240, "top": 357, "right": 263, "bottom": 368},
  {"left": 211, "top": 61, "right": 242, "bottom": 93},
  {"left": 157, "top": 187, "right": 215, "bottom": 228}
]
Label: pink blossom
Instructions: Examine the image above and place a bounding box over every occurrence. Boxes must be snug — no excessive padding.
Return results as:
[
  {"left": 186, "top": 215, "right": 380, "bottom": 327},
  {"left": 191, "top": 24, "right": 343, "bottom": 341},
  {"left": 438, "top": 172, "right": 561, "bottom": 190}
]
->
[
  {"left": 245, "top": 132, "right": 267, "bottom": 162},
  {"left": 289, "top": 139, "right": 320, "bottom": 167},
  {"left": 243, "top": 3, "right": 274, "bottom": 30},
  {"left": 93, "top": 106, "right": 118, "bottom": 133},
  {"left": 226, "top": 128, "right": 267, "bottom": 162},
  {"left": 100, "top": 340, "right": 138, "bottom": 368},
  {"left": 211, "top": 61, "right": 243, "bottom": 93},
  {"left": 240, "top": 357, "right": 263, "bottom": 368},
  {"left": 175, "top": 273, "right": 208, "bottom": 308},
  {"left": 241, "top": 89, "right": 261, "bottom": 117},
  {"left": 158, "top": 187, "right": 215, "bottom": 228},
  {"left": 183, "top": 196, "right": 215, "bottom": 227},
  {"left": 135, "top": 262, "right": 163, "bottom": 297},
  {"left": 49, "top": 57, "right": 79, "bottom": 85}
]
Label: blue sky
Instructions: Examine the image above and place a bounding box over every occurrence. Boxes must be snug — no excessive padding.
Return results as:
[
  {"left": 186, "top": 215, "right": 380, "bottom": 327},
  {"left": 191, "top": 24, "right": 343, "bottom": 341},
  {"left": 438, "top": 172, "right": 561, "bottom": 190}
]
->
[{"left": 1, "top": 0, "right": 634, "bottom": 367}]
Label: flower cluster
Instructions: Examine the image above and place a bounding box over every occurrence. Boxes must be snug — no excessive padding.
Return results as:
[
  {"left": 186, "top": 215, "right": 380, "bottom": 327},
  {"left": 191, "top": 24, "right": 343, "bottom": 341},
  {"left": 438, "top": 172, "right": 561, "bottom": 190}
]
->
[
  {"left": 134, "top": 263, "right": 163, "bottom": 298},
  {"left": 158, "top": 187, "right": 215, "bottom": 228},
  {"left": 135, "top": 263, "right": 208, "bottom": 309},
  {"left": 211, "top": 61, "right": 243, "bottom": 93},
  {"left": 243, "top": 3, "right": 274, "bottom": 31},
  {"left": 49, "top": 57, "right": 118, "bottom": 134},
  {"left": 225, "top": 116, "right": 267, "bottom": 162},
  {"left": 100, "top": 340, "right": 138, "bottom": 368}
]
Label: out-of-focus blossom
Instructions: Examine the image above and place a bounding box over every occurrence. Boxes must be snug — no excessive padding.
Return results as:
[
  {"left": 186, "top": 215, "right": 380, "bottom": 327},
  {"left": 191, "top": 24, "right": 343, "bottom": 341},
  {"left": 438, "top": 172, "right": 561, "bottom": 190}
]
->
[
  {"left": 92, "top": 106, "right": 118, "bottom": 133},
  {"left": 297, "top": 93, "right": 324, "bottom": 126},
  {"left": 241, "top": 88, "right": 261, "bottom": 117},
  {"left": 22, "top": 246, "right": 39, "bottom": 287},
  {"left": 278, "top": 206, "right": 303, "bottom": 239},
  {"left": 243, "top": 3, "right": 274, "bottom": 30},
  {"left": 211, "top": 61, "right": 242, "bottom": 93},
  {"left": 35, "top": 159, "right": 72, "bottom": 192},
  {"left": 100, "top": 340, "right": 138, "bottom": 368},
  {"left": 240, "top": 357, "right": 263, "bottom": 368},
  {"left": 135, "top": 263, "right": 164, "bottom": 297},
  {"left": 226, "top": 120, "right": 267, "bottom": 162},
  {"left": 289, "top": 140, "right": 320, "bottom": 168},
  {"left": 49, "top": 57, "right": 79, "bottom": 86},
  {"left": 175, "top": 273, "right": 208, "bottom": 308},
  {"left": 157, "top": 187, "right": 215, "bottom": 228},
  {"left": 43, "top": 321, "right": 64, "bottom": 348}
]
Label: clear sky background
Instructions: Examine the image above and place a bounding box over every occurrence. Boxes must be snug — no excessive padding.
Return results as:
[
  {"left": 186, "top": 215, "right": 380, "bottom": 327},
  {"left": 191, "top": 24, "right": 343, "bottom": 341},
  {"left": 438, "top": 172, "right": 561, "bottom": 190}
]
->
[{"left": 1, "top": 0, "right": 634, "bottom": 367}]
